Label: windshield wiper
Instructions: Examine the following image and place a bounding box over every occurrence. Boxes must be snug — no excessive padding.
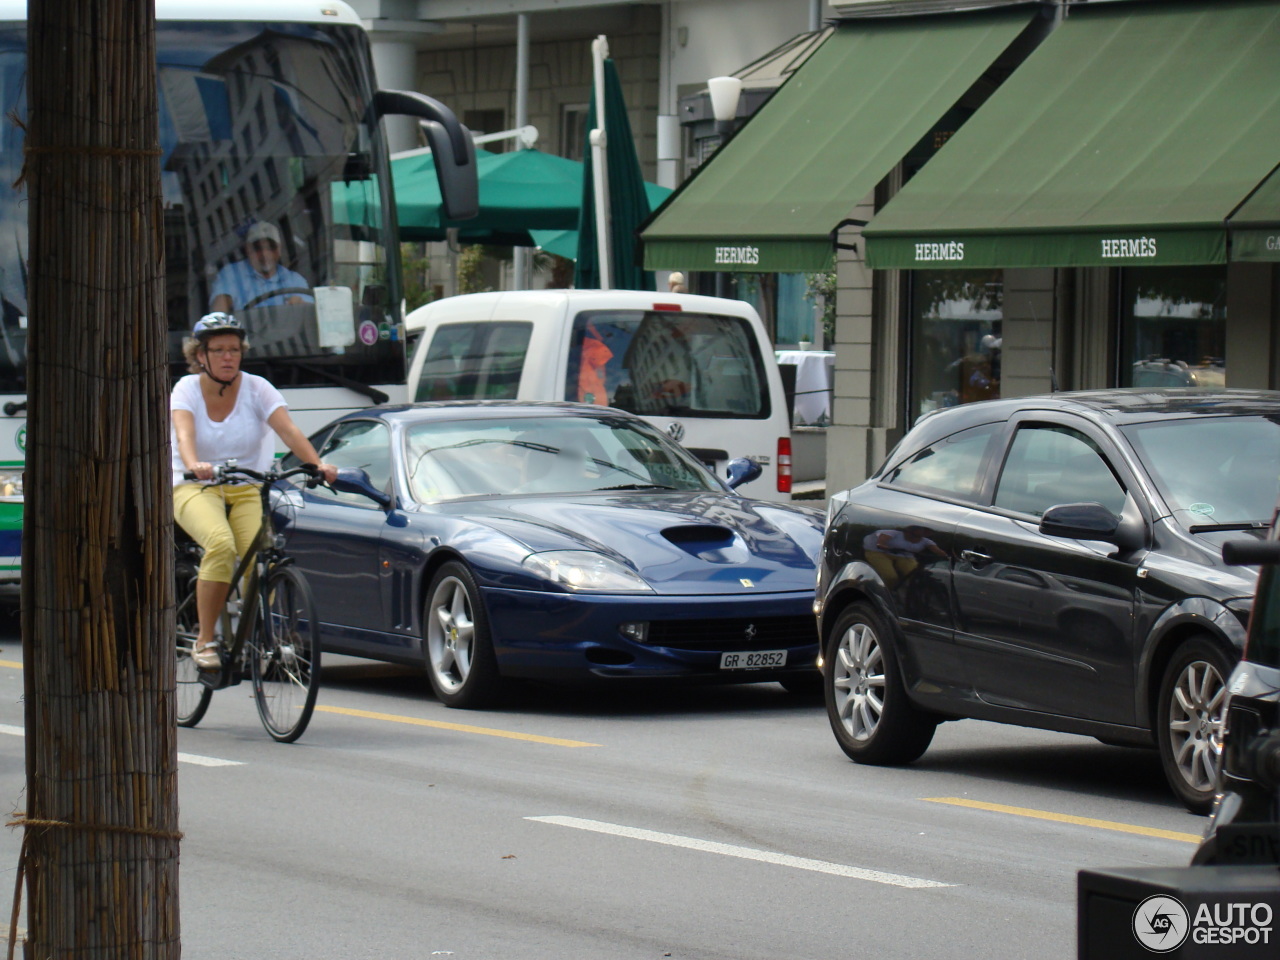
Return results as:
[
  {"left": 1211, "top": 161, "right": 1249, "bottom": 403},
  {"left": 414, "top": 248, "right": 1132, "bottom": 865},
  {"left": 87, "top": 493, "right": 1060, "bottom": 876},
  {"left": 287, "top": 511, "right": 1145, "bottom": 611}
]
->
[
  {"left": 1187, "top": 520, "right": 1271, "bottom": 533},
  {"left": 596, "top": 483, "right": 676, "bottom": 491}
]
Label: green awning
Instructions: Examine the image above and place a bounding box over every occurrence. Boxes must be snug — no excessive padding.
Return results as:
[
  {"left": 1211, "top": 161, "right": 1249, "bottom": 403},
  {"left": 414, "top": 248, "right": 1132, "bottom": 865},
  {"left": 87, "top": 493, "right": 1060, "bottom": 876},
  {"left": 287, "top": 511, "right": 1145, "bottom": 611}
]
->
[
  {"left": 864, "top": 0, "right": 1280, "bottom": 270},
  {"left": 640, "top": 8, "right": 1036, "bottom": 273},
  {"left": 1230, "top": 165, "right": 1280, "bottom": 263}
]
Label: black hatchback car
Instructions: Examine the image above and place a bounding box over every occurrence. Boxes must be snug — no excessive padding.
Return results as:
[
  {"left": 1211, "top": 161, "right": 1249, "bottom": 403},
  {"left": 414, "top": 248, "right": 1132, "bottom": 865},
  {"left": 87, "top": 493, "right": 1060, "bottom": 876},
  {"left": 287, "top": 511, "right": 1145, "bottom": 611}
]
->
[{"left": 817, "top": 389, "right": 1280, "bottom": 813}]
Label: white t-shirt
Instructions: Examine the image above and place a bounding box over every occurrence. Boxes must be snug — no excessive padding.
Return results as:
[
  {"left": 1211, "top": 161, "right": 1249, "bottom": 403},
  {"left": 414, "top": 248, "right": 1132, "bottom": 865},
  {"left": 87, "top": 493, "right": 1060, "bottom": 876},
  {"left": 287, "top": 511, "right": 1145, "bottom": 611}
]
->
[{"left": 170, "top": 373, "right": 287, "bottom": 486}]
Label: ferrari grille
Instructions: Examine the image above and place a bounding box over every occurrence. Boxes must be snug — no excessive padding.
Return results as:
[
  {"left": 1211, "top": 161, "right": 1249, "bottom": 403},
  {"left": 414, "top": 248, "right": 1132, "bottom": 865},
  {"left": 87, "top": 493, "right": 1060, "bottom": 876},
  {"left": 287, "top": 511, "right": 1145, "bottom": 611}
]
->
[{"left": 645, "top": 615, "right": 816, "bottom": 650}]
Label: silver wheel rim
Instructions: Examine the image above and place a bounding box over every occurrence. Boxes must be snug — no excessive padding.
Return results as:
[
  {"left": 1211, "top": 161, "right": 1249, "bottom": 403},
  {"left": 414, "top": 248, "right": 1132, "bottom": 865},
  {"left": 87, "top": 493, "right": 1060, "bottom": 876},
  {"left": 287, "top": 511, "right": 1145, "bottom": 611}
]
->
[
  {"left": 1167, "top": 658, "right": 1226, "bottom": 794},
  {"left": 427, "top": 576, "right": 474, "bottom": 694},
  {"left": 832, "top": 621, "right": 885, "bottom": 742}
]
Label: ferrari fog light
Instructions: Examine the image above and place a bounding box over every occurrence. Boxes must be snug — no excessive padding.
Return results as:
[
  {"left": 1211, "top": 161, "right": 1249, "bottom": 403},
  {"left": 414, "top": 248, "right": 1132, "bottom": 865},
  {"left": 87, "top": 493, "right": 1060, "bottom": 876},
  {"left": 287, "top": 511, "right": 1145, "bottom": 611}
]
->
[
  {"left": 523, "top": 550, "right": 653, "bottom": 593},
  {"left": 619, "top": 621, "right": 649, "bottom": 643}
]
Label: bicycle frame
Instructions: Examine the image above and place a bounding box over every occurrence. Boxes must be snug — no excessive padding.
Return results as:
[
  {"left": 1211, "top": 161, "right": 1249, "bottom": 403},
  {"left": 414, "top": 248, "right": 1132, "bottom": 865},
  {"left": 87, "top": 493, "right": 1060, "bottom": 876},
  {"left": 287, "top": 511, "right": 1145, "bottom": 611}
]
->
[{"left": 176, "top": 458, "right": 323, "bottom": 741}]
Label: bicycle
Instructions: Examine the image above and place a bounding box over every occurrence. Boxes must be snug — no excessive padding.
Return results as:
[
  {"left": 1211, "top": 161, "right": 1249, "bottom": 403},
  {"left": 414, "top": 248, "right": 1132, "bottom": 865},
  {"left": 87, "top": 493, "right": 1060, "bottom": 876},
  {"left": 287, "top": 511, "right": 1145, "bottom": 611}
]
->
[{"left": 174, "top": 459, "right": 323, "bottom": 743}]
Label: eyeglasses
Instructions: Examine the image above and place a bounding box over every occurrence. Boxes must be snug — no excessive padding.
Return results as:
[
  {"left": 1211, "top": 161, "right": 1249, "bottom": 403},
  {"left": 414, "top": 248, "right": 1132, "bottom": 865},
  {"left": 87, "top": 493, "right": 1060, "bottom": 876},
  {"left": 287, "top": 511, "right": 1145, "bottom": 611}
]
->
[
  {"left": 250, "top": 240, "right": 278, "bottom": 252},
  {"left": 206, "top": 347, "right": 242, "bottom": 357}
]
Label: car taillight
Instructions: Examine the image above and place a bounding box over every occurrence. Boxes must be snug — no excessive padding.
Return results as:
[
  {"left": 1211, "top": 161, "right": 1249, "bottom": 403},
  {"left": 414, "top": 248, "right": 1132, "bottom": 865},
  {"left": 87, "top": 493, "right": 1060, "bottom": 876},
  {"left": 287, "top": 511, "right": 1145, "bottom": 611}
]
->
[{"left": 777, "top": 437, "right": 792, "bottom": 493}]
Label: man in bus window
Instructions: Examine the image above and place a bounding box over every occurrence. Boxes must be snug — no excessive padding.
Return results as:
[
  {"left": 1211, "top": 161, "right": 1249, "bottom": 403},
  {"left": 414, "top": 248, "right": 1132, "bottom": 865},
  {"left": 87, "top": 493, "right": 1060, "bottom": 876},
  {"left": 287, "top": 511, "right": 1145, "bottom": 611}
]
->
[{"left": 209, "top": 221, "right": 313, "bottom": 312}]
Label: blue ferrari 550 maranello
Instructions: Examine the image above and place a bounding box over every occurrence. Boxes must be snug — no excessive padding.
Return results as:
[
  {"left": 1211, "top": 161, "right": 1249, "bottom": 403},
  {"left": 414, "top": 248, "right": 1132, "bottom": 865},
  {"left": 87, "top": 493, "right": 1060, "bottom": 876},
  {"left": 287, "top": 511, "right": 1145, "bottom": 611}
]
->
[{"left": 273, "top": 401, "right": 825, "bottom": 708}]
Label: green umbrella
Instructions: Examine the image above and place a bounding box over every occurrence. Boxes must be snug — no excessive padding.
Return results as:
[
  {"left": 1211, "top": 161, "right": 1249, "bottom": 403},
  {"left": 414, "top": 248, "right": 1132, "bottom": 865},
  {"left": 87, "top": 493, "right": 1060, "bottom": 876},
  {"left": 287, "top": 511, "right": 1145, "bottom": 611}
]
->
[
  {"left": 336, "top": 147, "right": 671, "bottom": 251},
  {"left": 575, "top": 53, "right": 654, "bottom": 290}
]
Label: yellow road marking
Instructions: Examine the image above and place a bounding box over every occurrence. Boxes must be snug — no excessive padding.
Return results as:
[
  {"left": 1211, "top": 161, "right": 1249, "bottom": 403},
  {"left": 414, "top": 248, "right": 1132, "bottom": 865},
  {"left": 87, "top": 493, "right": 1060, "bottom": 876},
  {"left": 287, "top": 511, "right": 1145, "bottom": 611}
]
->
[
  {"left": 314, "top": 704, "right": 600, "bottom": 747},
  {"left": 0, "top": 659, "right": 20, "bottom": 669},
  {"left": 924, "top": 797, "right": 1200, "bottom": 844}
]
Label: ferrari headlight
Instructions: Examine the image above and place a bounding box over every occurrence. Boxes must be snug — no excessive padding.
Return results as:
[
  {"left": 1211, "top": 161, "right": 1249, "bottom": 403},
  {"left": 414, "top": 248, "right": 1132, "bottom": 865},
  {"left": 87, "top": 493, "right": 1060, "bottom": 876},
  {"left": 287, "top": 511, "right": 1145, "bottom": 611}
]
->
[
  {"left": 523, "top": 551, "right": 653, "bottom": 593},
  {"left": 0, "top": 470, "right": 23, "bottom": 501}
]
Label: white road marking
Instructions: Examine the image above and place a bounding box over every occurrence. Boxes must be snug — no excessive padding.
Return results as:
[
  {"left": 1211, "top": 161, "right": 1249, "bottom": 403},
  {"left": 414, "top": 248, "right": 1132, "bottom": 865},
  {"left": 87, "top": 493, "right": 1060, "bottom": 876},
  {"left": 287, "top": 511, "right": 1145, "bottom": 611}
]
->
[
  {"left": 1, "top": 724, "right": 241, "bottom": 767},
  {"left": 527, "top": 815, "right": 953, "bottom": 889},
  {"left": 176, "top": 752, "right": 244, "bottom": 767}
]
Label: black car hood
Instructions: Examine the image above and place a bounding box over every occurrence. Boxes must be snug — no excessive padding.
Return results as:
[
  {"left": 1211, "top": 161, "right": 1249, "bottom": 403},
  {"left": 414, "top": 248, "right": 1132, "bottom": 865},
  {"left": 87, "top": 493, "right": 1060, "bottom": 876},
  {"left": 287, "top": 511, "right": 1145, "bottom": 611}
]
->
[{"left": 431, "top": 492, "right": 824, "bottom": 595}]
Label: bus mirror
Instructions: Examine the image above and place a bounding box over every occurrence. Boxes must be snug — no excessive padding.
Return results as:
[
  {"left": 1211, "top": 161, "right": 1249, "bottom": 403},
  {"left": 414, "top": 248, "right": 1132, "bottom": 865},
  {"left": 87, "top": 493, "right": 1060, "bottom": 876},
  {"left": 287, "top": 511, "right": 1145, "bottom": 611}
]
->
[{"left": 372, "top": 90, "right": 479, "bottom": 221}]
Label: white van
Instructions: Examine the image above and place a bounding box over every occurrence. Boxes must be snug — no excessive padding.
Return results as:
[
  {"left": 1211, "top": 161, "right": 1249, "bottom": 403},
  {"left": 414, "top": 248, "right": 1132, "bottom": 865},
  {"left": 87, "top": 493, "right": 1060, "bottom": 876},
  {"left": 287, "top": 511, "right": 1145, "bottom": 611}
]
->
[{"left": 403, "top": 290, "right": 794, "bottom": 501}]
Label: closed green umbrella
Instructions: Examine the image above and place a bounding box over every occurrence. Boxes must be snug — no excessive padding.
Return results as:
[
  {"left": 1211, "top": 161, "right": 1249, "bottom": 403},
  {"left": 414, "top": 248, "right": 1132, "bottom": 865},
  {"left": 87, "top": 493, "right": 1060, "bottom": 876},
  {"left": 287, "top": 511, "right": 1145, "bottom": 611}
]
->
[{"left": 575, "top": 49, "right": 654, "bottom": 290}]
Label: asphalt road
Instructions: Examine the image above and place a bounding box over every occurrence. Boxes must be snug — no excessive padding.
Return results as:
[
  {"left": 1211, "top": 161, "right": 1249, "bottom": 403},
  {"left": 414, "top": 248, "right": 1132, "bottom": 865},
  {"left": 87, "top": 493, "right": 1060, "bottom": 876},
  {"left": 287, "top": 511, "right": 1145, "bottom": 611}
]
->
[{"left": 0, "top": 608, "right": 1206, "bottom": 959}]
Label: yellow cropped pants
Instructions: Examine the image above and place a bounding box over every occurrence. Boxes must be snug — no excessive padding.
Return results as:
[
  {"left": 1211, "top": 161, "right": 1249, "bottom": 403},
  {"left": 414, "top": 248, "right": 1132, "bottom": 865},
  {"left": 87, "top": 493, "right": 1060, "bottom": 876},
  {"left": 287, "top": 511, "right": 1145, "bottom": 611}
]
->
[{"left": 173, "top": 483, "right": 262, "bottom": 585}]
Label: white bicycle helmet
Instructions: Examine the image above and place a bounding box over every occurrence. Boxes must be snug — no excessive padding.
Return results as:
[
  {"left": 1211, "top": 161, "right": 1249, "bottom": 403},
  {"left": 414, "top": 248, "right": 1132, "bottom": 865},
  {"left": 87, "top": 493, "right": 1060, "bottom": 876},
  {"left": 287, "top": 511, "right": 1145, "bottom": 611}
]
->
[{"left": 192, "top": 312, "right": 246, "bottom": 340}]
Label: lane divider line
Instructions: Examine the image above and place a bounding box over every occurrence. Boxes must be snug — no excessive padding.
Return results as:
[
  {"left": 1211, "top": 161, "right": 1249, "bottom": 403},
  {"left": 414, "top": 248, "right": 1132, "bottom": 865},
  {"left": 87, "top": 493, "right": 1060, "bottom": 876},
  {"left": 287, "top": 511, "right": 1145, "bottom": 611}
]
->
[
  {"left": 527, "top": 815, "right": 954, "bottom": 888},
  {"left": 0, "top": 659, "right": 21, "bottom": 669},
  {"left": 314, "top": 704, "right": 600, "bottom": 747},
  {"left": 923, "top": 797, "right": 1201, "bottom": 844},
  {"left": 3, "top": 723, "right": 243, "bottom": 767}
]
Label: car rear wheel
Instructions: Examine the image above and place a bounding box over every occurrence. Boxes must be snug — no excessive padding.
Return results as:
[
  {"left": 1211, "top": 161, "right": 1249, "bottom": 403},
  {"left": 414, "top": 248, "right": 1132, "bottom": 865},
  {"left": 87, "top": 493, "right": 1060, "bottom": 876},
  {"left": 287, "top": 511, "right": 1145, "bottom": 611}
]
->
[
  {"left": 1156, "top": 635, "right": 1232, "bottom": 814},
  {"left": 824, "top": 602, "right": 936, "bottom": 765},
  {"left": 424, "top": 561, "right": 502, "bottom": 709}
]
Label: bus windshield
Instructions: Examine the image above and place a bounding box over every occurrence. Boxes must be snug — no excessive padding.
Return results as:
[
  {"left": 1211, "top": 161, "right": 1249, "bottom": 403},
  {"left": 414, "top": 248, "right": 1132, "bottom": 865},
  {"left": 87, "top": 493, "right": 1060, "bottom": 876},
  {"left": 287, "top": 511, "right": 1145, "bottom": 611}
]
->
[{"left": 0, "top": 17, "right": 401, "bottom": 393}]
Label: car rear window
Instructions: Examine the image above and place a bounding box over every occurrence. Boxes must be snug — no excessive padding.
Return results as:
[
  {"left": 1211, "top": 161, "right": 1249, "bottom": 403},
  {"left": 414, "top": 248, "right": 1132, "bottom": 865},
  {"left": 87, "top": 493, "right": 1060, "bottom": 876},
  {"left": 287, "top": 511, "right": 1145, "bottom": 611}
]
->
[
  {"left": 563, "top": 310, "right": 768, "bottom": 418},
  {"left": 414, "top": 321, "right": 532, "bottom": 401}
]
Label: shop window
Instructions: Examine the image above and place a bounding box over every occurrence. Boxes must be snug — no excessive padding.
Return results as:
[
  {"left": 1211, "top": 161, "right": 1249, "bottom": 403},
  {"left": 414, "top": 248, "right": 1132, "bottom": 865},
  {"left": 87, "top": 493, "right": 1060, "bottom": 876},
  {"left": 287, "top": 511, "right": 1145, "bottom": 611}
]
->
[
  {"left": 560, "top": 104, "right": 588, "bottom": 162},
  {"left": 1121, "top": 266, "right": 1226, "bottom": 387},
  {"left": 728, "top": 273, "right": 812, "bottom": 346},
  {"left": 909, "top": 270, "right": 1003, "bottom": 424}
]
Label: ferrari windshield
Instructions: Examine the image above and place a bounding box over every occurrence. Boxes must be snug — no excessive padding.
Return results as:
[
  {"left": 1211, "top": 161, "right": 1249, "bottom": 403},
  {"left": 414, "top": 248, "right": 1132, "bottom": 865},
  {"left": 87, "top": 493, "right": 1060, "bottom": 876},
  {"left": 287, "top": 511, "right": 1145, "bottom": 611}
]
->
[{"left": 403, "top": 415, "right": 721, "bottom": 502}]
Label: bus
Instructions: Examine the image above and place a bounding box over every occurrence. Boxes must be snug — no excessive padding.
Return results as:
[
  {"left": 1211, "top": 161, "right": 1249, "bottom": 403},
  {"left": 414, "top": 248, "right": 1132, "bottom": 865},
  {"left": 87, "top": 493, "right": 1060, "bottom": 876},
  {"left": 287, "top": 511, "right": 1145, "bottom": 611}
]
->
[{"left": 0, "top": 0, "right": 477, "bottom": 585}]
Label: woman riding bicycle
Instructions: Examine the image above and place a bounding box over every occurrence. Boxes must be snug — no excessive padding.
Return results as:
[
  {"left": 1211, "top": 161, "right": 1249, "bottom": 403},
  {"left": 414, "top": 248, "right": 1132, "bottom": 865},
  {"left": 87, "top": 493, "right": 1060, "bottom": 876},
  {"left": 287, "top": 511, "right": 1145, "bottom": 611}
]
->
[{"left": 171, "top": 313, "right": 337, "bottom": 670}]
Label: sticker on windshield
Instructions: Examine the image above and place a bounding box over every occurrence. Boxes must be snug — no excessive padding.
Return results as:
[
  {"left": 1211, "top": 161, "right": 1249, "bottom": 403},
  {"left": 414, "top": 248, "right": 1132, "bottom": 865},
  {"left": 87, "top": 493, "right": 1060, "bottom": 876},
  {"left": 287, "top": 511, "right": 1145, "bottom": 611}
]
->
[{"left": 1187, "top": 502, "right": 1215, "bottom": 517}]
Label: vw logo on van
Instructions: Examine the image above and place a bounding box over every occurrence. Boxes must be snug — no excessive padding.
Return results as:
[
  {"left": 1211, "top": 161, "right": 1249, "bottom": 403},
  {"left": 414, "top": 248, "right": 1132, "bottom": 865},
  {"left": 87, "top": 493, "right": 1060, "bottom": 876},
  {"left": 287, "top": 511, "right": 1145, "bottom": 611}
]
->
[{"left": 667, "top": 422, "right": 685, "bottom": 442}]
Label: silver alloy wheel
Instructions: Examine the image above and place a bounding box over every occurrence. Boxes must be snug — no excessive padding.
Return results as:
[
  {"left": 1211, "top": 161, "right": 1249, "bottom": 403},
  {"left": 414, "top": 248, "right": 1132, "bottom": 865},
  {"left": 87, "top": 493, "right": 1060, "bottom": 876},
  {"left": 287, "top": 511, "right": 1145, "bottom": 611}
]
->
[
  {"left": 1167, "top": 658, "right": 1226, "bottom": 794},
  {"left": 832, "top": 620, "right": 885, "bottom": 742},
  {"left": 427, "top": 575, "right": 474, "bottom": 694}
]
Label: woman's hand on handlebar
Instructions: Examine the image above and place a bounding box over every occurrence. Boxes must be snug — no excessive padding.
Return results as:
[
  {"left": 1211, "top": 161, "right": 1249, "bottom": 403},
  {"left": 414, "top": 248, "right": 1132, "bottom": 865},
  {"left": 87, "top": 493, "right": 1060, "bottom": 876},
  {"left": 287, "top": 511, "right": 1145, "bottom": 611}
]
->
[{"left": 187, "top": 461, "right": 216, "bottom": 482}]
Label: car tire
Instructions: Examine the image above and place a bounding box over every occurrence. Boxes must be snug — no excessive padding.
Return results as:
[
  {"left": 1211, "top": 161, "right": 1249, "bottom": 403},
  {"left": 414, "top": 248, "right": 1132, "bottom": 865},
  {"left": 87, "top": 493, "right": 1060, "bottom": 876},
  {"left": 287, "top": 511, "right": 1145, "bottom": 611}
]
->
[
  {"left": 423, "top": 561, "right": 503, "bottom": 709},
  {"left": 824, "top": 601, "right": 936, "bottom": 765},
  {"left": 1156, "top": 635, "right": 1232, "bottom": 814}
]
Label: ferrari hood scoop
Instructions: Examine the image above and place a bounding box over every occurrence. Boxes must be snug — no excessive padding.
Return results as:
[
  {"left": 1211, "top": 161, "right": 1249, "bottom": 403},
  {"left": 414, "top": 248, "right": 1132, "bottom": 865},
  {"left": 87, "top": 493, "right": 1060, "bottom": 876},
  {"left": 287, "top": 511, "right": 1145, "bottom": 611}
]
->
[{"left": 661, "top": 524, "right": 750, "bottom": 564}]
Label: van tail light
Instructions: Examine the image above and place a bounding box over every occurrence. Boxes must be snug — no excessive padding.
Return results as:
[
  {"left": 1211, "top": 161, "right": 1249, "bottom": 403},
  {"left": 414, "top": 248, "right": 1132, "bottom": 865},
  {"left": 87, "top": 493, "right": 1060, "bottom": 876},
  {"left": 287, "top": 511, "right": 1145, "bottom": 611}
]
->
[{"left": 777, "top": 437, "right": 792, "bottom": 494}]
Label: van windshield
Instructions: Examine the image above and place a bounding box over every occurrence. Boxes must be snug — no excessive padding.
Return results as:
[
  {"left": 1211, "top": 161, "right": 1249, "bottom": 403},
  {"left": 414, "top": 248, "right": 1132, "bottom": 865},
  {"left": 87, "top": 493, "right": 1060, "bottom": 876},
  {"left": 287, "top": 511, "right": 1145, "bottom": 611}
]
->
[{"left": 564, "top": 311, "right": 769, "bottom": 419}]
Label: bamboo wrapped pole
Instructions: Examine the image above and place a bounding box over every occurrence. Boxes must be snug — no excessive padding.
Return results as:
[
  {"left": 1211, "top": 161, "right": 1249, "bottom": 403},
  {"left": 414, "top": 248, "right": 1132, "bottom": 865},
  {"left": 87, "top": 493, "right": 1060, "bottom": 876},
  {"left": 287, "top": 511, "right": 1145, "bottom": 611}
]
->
[{"left": 18, "top": 1, "right": 179, "bottom": 956}]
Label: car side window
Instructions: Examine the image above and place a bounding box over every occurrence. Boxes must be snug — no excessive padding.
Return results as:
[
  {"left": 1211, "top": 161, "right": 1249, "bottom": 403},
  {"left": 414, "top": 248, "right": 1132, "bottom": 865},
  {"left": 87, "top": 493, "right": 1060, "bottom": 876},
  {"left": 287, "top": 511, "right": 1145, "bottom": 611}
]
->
[
  {"left": 312, "top": 420, "right": 391, "bottom": 505},
  {"left": 994, "top": 424, "right": 1127, "bottom": 517},
  {"left": 882, "top": 423, "right": 996, "bottom": 501}
]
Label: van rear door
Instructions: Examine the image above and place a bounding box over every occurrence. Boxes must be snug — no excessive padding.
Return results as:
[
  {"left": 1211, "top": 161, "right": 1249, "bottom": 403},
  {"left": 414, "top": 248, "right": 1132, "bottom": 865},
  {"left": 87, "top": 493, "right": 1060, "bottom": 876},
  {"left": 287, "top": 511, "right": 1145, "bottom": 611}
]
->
[{"left": 559, "top": 306, "right": 789, "bottom": 500}]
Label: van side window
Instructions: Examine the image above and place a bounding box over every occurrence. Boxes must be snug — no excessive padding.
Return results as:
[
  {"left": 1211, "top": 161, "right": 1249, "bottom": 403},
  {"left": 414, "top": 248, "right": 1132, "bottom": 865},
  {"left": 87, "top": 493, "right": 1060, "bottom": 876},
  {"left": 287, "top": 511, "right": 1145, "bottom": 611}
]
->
[
  {"left": 564, "top": 310, "right": 768, "bottom": 418},
  {"left": 415, "top": 321, "right": 532, "bottom": 401}
]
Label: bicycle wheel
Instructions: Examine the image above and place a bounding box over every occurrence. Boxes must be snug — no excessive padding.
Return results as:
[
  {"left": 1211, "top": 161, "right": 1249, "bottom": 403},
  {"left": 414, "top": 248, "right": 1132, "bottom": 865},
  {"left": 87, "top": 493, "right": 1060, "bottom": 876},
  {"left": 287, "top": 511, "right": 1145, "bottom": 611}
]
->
[
  {"left": 175, "top": 569, "right": 213, "bottom": 727},
  {"left": 250, "top": 564, "right": 321, "bottom": 742}
]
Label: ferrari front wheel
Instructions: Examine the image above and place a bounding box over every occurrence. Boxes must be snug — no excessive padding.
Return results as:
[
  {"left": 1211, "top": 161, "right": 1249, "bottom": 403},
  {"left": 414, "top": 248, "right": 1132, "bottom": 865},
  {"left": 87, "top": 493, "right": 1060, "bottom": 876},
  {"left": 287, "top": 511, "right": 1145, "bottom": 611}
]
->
[{"left": 424, "top": 561, "right": 502, "bottom": 709}]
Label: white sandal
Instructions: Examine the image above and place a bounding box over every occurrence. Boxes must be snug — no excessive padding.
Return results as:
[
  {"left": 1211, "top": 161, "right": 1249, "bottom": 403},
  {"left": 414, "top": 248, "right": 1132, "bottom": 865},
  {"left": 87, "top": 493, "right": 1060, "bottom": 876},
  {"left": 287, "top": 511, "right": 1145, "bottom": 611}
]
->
[{"left": 193, "top": 641, "right": 221, "bottom": 671}]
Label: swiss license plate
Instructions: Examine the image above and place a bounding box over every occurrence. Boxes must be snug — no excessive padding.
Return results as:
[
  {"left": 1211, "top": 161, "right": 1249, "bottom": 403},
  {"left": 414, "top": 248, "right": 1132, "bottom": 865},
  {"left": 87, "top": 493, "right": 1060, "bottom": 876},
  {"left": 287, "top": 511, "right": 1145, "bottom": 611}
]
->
[{"left": 719, "top": 649, "right": 787, "bottom": 670}]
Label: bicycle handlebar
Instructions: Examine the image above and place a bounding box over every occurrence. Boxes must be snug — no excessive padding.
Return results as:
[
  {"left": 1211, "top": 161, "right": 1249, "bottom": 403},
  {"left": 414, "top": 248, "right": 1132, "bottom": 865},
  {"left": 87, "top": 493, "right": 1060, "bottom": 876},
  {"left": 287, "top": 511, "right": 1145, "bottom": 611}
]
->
[{"left": 182, "top": 460, "right": 323, "bottom": 487}]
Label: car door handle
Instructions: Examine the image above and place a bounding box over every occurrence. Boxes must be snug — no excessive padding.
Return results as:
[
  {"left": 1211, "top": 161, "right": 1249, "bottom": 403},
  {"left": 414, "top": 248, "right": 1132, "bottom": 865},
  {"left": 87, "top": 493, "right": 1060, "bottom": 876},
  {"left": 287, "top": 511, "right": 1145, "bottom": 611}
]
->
[{"left": 960, "top": 549, "right": 992, "bottom": 567}]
